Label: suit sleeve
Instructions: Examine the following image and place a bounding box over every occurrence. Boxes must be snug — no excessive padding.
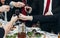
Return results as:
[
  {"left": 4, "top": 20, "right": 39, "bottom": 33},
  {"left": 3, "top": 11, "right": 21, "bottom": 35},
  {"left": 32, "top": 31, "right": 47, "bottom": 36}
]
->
[
  {"left": 33, "top": 13, "right": 60, "bottom": 23},
  {"left": 0, "top": 28, "right": 5, "bottom": 38}
]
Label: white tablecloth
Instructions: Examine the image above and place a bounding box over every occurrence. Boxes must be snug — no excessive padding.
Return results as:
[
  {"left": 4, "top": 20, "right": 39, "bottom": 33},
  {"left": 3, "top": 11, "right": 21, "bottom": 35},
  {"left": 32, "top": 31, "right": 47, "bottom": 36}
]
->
[
  {"left": 4, "top": 26, "right": 58, "bottom": 38},
  {"left": 0, "top": 19, "right": 57, "bottom": 38}
]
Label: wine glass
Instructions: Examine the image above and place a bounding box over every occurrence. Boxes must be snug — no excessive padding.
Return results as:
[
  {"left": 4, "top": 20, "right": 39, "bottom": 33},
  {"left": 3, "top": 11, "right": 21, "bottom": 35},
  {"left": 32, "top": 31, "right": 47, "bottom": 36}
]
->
[
  {"left": 4, "top": 11, "right": 8, "bottom": 25},
  {"left": 15, "top": 9, "right": 21, "bottom": 25}
]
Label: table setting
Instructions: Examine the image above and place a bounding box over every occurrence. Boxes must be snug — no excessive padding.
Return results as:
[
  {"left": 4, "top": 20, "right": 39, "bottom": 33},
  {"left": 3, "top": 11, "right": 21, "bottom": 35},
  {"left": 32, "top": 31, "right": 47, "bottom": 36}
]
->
[
  {"left": 5, "top": 26, "right": 58, "bottom": 38},
  {"left": 0, "top": 19, "right": 58, "bottom": 38}
]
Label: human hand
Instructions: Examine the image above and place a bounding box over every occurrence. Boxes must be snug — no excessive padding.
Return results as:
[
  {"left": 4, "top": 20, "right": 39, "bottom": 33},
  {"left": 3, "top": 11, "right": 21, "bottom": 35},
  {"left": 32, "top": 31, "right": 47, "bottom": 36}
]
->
[
  {"left": 16, "top": 2, "right": 25, "bottom": 8},
  {"left": 10, "top": 15, "right": 18, "bottom": 23},
  {"left": 19, "top": 13, "right": 33, "bottom": 21},
  {"left": 25, "top": 6, "right": 32, "bottom": 13},
  {"left": 0, "top": 5, "right": 10, "bottom": 12}
]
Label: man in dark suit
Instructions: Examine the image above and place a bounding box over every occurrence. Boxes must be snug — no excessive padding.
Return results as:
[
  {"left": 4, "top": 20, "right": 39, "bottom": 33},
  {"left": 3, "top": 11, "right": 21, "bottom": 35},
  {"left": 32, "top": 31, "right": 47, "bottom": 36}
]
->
[{"left": 19, "top": 0, "right": 60, "bottom": 34}]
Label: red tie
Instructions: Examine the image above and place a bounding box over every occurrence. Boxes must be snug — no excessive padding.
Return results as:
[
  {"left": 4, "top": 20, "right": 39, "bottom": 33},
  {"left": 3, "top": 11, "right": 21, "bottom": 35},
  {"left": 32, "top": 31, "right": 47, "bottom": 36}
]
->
[
  {"left": 22, "top": 0, "right": 26, "bottom": 15},
  {"left": 44, "top": 0, "right": 50, "bottom": 15}
]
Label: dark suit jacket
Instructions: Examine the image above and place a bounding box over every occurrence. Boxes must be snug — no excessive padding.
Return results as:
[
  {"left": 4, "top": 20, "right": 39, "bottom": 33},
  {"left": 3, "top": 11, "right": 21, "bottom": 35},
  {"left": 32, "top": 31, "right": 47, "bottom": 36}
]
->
[
  {"left": 0, "top": 28, "right": 5, "bottom": 38},
  {"left": 32, "top": 0, "right": 60, "bottom": 22},
  {"left": 26, "top": 0, "right": 60, "bottom": 34}
]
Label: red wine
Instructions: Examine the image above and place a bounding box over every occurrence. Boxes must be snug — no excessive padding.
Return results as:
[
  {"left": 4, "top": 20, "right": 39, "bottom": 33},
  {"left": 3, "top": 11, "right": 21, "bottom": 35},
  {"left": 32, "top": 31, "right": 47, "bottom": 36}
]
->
[
  {"left": 18, "top": 32, "right": 26, "bottom": 38},
  {"left": 18, "top": 23, "right": 26, "bottom": 38}
]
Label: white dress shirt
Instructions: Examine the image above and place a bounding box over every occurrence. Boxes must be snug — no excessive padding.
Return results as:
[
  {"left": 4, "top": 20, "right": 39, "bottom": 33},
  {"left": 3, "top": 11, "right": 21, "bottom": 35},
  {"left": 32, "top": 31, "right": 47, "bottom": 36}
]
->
[{"left": 43, "top": 0, "right": 53, "bottom": 15}]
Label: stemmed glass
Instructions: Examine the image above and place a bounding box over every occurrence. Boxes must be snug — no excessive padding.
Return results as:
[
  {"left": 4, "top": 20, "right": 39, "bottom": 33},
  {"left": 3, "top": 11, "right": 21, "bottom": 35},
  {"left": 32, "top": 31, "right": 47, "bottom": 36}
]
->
[
  {"left": 15, "top": 9, "right": 21, "bottom": 25},
  {"left": 4, "top": 11, "right": 7, "bottom": 25}
]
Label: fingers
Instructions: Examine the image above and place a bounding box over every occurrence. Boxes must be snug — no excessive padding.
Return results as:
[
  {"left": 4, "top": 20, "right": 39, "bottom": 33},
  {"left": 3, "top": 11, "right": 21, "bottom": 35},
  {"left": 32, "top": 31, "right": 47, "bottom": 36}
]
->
[
  {"left": 19, "top": 13, "right": 25, "bottom": 20},
  {"left": 19, "top": 13, "right": 29, "bottom": 20},
  {"left": 1, "top": 5, "right": 10, "bottom": 12},
  {"left": 11, "top": 15, "right": 18, "bottom": 23},
  {"left": 10, "top": 13, "right": 31, "bottom": 23},
  {"left": 25, "top": 6, "right": 32, "bottom": 13},
  {"left": 10, "top": 1, "right": 25, "bottom": 8},
  {"left": 13, "top": 2, "right": 25, "bottom": 8},
  {"left": 17, "top": 2, "right": 25, "bottom": 7}
]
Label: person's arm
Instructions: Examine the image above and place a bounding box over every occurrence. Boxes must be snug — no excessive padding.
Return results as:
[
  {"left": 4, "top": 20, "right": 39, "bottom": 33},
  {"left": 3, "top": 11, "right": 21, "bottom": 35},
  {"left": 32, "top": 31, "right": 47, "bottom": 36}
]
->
[
  {"left": 32, "top": 14, "right": 59, "bottom": 23},
  {"left": 19, "top": 12, "right": 59, "bottom": 23},
  {"left": 0, "top": 16, "right": 18, "bottom": 38},
  {"left": 3, "top": 16, "right": 18, "bottom": 36}
]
